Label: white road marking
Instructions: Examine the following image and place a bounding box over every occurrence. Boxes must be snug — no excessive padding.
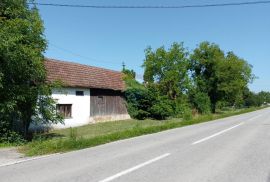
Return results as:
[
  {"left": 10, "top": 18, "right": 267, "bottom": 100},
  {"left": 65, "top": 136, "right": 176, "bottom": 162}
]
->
[
  {"left": 0, "top": 153, "right": 60, "bottom": 168},
  {"left": 99, "top": 153, "right": 171, "bottom": 182},
  {"left": 247, "top": 114, "right": 263, "bottom": 121},
  {"left": 192, "top": 122, "right": 244, "bottom": 145}
]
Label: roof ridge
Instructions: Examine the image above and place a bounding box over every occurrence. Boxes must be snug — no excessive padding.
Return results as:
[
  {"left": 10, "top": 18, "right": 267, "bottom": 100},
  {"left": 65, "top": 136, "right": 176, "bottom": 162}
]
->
[{"left": 45, "top": 58, "right": 122, "bottom": 74}]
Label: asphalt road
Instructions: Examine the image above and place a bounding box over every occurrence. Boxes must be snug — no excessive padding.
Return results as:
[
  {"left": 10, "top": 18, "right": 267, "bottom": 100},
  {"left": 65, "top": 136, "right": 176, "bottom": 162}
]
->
[{"left": 1, "top": 108, "right": 270, "bottom": 182}]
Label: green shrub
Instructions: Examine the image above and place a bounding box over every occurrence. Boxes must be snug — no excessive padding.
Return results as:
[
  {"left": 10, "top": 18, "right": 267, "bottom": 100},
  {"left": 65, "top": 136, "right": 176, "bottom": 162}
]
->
[
  {"left": 190, "top": 92, "right": 211, "bottom": 114},
  {"left": 0, "top": 130, "right": 25, "bottom": 144},
  {"left": 182, "top": 107, "right": 193, "bottom": 121},
  {"left": 125, "top": 87, "right": 175, "bottom": 120},
  {"left": 150, "top": 96, "right": 173, "bottom": 120},
  {"left": 174, "top": 97, "right": 192, "bottom": 120},
  {"left": 216, "top": 101, "right": 229, "bottom": 110},
  {"left": 125, "top": 88, "right": 152, "bottom": 119}
]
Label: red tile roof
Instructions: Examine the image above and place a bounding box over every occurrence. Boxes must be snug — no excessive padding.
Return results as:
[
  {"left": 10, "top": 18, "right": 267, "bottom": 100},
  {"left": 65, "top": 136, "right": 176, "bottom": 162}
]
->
[{"left": 45, "top": 58, "right": 125, "bottom": 91}]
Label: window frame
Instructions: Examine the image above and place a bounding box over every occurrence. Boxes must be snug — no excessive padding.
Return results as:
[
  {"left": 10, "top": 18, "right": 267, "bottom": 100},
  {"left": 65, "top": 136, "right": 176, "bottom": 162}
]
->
[{"left": 56, "top": 104, "right": 72, "bottom": 118}]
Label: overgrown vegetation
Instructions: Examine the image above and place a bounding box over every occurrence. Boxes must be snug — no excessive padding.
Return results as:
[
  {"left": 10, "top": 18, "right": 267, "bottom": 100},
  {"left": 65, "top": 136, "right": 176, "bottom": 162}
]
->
[
  {"left": 21, "top": 107, "right": 264, "bottom": 156},
  {"left": 0, "top": 1, "right": 62, "bottom": 143},
  {"left": 124, "top": 42, "right": 267, "bottom": 121}
]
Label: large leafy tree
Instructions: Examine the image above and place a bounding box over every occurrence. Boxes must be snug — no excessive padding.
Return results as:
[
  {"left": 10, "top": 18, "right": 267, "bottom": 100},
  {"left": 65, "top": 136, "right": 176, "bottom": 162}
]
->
[
  {"left": 217, "top": 52, "right": 253, "bottom": 107},
  {"left": 0, "top": 0, "right": 62, "bottom": 140},
  {"left": 190, "top": 42, "right": 225, "bottom": 112},
  {"left": 143, "top": 43, "right": 190, "bottom": 100},
  {"left": 190, "top": 42, "right": 253, "bottom": 112}
]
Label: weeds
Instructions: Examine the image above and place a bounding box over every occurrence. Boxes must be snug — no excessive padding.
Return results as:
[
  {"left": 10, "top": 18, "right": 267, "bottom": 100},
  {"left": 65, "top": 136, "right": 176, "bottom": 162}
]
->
[
  {"left": 68, "top": 127, "right": 78, "bottom": 140},
  {"left": 21, "top": 107, "right": 265, "bottom": 156}
]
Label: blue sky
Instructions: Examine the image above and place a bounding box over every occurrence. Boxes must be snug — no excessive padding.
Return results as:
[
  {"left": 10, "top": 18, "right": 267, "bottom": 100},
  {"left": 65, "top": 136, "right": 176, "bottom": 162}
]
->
[{"left": 36, "top": 0, "right": 270, "bottom": 92}]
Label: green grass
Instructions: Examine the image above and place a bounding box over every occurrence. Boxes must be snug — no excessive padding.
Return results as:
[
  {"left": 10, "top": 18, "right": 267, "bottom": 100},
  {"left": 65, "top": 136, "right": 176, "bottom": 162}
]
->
[
  {"left": 21, "top": 107, "right": 265, "bottom": 156},
  {"left": 53, "top": 119, "right": 180, "bottom": 139},
  {"left": 0, "top": 143, "right": 17, "bottom": 148}
]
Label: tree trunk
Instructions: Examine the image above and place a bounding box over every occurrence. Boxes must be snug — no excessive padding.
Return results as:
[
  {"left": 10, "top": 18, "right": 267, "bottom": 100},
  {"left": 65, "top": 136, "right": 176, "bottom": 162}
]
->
[
  {"left": 21, "top": 104, "right": 33, "bottom": 140},
  {"left": 211, "top": 102, "right": 216, "bottom": 113}
]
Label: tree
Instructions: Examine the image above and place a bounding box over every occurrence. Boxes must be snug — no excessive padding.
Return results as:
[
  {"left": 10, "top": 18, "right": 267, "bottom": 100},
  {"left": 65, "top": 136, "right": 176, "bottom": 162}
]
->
[
  {"left": 257, "top": 91, "right": 270, "bottom": 104},
  {"left": 190, "top": 42, "right": 253, "bottom": 112},
  {"left": 0, "top": 0, "right": 62, "bottom": 140},
  {"left": 122, "top": 68, "right": 136, "bottom": 80},
  {"left": 243, "top": 89, "right": 259, "bottom": 107},
  {"left": 217, "top": 52, "right": 254, "bottom": 107},
  {"left": 143, "top": 43, "right": 190, "bottom": 100},
  {"left": 190, "top": 42, "right": 225, "bottom": 112}
]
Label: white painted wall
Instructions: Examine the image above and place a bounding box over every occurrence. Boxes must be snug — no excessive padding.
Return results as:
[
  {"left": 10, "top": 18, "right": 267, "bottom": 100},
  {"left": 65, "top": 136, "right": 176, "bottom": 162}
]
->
[{"left": 52, "top": 87, "right": 91, "bottom": 128}]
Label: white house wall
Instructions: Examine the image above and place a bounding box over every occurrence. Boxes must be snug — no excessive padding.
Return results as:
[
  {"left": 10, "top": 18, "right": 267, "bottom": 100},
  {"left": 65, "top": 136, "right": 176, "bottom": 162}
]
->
[{"left": 52, "top": 87, "right": 90, "bottom": 129}]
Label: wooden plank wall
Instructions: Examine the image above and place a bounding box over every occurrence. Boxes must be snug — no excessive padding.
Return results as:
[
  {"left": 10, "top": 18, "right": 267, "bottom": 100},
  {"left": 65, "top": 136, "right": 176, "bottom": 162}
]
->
[{"left": 90, "top": 89, "right": 128, "bottom": 117}]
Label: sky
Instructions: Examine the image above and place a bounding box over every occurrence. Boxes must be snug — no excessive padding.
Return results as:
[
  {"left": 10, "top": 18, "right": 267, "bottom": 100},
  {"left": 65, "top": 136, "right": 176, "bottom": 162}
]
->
[{"left": 35, "top": 0, "right": 270, "bottom": 92}]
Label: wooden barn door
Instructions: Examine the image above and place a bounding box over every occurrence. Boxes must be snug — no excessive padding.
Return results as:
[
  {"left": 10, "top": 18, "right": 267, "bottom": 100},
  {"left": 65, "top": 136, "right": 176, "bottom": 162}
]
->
[{"left": 90, "top": 89, "right": 127, "bottom": 117}]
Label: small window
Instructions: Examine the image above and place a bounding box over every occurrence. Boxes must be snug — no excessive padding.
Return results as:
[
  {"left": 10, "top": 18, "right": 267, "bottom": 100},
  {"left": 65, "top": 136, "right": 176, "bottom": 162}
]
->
[
  {"left": 97, "top": 96, "right": 104, "bottom": 104},
  {"left": 57, "top": 104, "right": 72, "bottom": 118},
  {"left": 76, "top": 91, "right": 84, "bottom": 96}
]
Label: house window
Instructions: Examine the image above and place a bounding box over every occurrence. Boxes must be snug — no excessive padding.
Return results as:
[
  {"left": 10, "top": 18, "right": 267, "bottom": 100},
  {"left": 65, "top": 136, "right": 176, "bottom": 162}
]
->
[
  {"left": 76, "top": 91, "right": 84, "bottom": 96},
  {"left": 57, "top": 104, "right": 72, "bottom": 118}
]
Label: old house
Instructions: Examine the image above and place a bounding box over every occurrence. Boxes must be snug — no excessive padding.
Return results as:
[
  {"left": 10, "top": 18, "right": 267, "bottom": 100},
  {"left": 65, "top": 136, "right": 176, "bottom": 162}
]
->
[{"left": 45, "top": 59, "right": 130, "bottom": 128}]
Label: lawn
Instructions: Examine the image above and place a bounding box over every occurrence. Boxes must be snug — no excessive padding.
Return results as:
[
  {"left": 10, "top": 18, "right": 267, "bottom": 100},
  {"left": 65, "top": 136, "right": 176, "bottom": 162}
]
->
[
  {"left": 19, "top": 107, "right": 264, "bottom": 156},
  {"left": 52, "top": 118, "right": 180, "bottom": 139}
]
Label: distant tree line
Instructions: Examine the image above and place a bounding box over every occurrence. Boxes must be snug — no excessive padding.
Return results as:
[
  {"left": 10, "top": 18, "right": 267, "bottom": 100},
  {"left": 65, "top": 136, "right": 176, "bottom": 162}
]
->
[
  {"left": 244, "top": 90, "right": 270, "bottom": 107},
  {"left": 124, "top": 42, "right": 268, "bottom": 120}
]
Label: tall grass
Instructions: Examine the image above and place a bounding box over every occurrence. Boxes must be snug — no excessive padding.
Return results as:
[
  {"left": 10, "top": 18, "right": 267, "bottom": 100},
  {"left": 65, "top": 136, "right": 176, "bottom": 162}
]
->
[
  {"left": 21, "top": 107, "right": 264, "bottom": 156},
  {"left": 0, "top": 143, "right": 17, "bottom": 148}
]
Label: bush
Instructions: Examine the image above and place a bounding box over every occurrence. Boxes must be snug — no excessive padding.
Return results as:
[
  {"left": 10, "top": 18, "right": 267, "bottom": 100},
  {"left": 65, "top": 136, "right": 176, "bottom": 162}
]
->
[
  {"left": 174, "top": 98, "right": 193, "bottom": 120},
  {"left": 190, "top": 92, "right": 211, "bottom": 114},
  {"left": 0, "top": 108, "right": 25, "bottom": 144},
  {"left": 0, "top": 130, "right": 25, "bottom": 144},
  {"left": 182, "top": 107, "right": 193, "bottom": 121},
  {"left": 150, "top": 96, "right": 174, "bottom": 120},
  {"left": 126, "top": 104, "right": 148, "bottom": 120},
  {"left": 125, "top": 87, "right": 174, "bottom": 120},
  {"left": 125, "top": 88, "right": 152, "bottom": 120},
  {"left": 216, "top": 101, "right": 229, "bottom": 110}
]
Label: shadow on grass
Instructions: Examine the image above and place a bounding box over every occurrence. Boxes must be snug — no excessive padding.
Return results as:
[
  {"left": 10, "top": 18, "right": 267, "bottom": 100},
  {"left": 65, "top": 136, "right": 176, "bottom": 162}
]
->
[{"left": 32, "top": 133, "right": 66, "bottom": 141}]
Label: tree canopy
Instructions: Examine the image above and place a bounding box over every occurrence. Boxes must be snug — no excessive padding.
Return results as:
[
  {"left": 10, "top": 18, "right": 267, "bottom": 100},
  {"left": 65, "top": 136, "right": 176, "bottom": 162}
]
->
[
  {"left": 125, "top": 41, "right": 257, "bottom": 120},
  {"left": 190, "top": 42, "right": 253, "bottom": 112},
  {"left": 143, "top": 43, "right": 190, "bottom": 100},
  {"left": 0, "top": 0, "right": 62, "bottom": 141}
]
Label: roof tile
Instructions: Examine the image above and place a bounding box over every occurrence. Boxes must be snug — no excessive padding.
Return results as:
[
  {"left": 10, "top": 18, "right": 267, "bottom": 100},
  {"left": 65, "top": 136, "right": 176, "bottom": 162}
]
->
[{"left": 45, "top": 58, "right": 125, "bottom": 91}]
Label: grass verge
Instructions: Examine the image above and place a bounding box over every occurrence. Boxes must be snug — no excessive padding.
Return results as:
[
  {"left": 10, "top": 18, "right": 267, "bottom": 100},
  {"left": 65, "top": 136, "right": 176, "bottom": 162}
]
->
[
  {"left": 0, "top": 143, "right": 18, "bottom": 148},
  {"left": 21, "top": 107, "right": 266, "bottom": 156}
]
